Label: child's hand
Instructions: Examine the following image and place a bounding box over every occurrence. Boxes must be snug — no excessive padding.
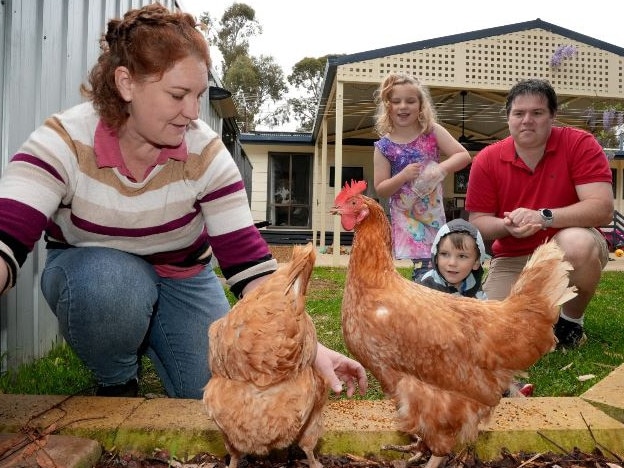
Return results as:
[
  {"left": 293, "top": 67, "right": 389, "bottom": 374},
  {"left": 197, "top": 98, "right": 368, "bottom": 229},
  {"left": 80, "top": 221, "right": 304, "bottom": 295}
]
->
[{"left": 411, "top": 161, "right": 447, "bottom": 197}]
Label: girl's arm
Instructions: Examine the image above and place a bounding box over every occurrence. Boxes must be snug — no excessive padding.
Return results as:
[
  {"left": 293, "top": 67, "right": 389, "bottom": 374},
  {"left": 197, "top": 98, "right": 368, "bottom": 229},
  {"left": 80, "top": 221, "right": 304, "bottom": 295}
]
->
[{"left": 433, "top": 123, "right": 472, "bottom": 174}]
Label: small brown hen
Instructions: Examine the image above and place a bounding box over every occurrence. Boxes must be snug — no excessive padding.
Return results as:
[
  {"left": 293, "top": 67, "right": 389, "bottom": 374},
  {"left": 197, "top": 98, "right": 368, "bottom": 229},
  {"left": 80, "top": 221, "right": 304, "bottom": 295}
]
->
[
  {"left": 203, "top": 243, "right": 328, "bottom": 468},
  {"left": 331, "top": 180, "right": 577, "bottom": 468}
]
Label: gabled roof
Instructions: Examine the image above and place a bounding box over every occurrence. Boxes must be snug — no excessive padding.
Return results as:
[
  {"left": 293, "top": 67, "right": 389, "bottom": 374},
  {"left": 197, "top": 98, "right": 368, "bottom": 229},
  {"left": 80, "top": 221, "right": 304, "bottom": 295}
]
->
[
  {"left": 313, "top": 18, "right": 624, "bottom": 147},
  {"left": 330, "top": 18, "right": 624, "bottom": 67}
]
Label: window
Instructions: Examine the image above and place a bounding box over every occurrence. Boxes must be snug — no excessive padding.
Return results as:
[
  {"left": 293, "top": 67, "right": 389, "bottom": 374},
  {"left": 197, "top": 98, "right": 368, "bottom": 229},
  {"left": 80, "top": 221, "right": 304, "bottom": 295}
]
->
[
  {"left": 454, "top": 167, "right": 471, "bottom": 194},
  {"left": 268, "top": 153, "right": 312, "bottom": 228}
]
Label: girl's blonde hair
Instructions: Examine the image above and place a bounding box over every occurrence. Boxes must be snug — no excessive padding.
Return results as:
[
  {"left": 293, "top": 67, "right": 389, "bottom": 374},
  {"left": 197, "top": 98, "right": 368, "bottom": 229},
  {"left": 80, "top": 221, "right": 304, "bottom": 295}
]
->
[{"left": 373, "top": 73, "right": 437, "bottom": 136}]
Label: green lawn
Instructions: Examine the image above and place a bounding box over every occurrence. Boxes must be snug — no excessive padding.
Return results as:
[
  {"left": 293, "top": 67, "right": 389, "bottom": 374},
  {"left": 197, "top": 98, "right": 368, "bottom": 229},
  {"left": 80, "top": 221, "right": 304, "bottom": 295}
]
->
[{"left": 1, "top": 269, "right": 623, "bottom": 399}]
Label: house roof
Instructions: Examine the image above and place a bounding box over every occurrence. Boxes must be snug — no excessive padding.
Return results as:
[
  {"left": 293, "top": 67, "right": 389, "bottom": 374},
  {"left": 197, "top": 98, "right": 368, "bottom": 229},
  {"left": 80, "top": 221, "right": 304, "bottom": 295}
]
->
[
  {"left": 328, "top": 18, "right": 624, "bottom": 67},
  {"left": 310, "top": 18, "right": 624, "bottom": 150}
]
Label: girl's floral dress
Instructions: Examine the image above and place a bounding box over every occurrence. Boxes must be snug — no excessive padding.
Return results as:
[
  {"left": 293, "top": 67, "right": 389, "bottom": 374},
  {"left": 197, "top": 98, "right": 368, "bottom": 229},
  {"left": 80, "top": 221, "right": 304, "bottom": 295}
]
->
[{"left": 374, "top": 132, "right": 446, "bottom": 260}]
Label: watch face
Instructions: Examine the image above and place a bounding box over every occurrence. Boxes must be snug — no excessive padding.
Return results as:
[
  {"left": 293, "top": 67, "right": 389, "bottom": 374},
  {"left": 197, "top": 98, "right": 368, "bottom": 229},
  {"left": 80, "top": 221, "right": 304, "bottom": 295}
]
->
[{"left": 542, "top": 209, "right": 553, "bottom": 219}]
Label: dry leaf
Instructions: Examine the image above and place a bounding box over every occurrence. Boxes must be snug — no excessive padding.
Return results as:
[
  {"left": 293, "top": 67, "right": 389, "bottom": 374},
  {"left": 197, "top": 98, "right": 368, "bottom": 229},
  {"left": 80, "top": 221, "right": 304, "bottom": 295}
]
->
[{"left": 577, "top": 374, "right": 596, "bottom": 382}]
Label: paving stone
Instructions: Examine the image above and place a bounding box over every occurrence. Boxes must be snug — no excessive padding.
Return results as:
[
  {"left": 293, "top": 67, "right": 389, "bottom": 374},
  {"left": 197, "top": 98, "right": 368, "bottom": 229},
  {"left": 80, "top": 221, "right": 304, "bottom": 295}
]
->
[{"left": 0, "top": 433, "right": 101, "bottom": 468}]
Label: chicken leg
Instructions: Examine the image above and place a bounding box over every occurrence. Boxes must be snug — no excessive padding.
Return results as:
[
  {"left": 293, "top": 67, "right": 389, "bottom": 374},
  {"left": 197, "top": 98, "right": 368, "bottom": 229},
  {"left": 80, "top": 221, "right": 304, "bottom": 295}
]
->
[
  {"left": 382, "top": 439, "right": 447, "bottom": 468},
  {"left": 424, "top": 454, "right": 447, "bottom": 468}
]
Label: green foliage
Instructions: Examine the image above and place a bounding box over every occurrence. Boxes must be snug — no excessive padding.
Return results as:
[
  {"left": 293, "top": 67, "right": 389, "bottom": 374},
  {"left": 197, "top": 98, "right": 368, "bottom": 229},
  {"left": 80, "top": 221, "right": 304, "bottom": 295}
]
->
[
  {"left": 207, "top": 2, "right": 288, "bottom": 131},
  {"left": 215, "top": 3, "right": 262, "bottom": 73},
  {"left": 582, "top": 102, "right": 624, "bottom": 148},
  {"left": 0, "top": 342, "right": 95, "bottom": 395},
  {"left": 198, "top": 11, "right": 213, "bottom": 28},
  {"left": 287, "top": 56, "right": 329, "bottom": 131},
  {"left": 223, "top": 54, "right": 289, "bottom": 131},
  {"left": 199, "top": 4, "right": 342, "bottom": 131},
  {"left": 3, "top": 269, "right": 622, "bottom": 400}
]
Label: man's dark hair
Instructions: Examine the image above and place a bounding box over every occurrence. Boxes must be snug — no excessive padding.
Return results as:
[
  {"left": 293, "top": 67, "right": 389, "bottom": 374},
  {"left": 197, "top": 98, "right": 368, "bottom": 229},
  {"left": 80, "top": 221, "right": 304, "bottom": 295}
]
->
[{"left": 505, "top": 79, "right": 558, "bottom": 117}]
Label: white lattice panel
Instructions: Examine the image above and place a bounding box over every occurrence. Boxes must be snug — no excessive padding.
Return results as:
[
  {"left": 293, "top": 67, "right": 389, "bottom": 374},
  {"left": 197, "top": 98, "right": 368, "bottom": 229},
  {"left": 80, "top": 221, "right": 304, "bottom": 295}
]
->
[{"left": 337, "top": 28, "right": 623, "bottom": 98}]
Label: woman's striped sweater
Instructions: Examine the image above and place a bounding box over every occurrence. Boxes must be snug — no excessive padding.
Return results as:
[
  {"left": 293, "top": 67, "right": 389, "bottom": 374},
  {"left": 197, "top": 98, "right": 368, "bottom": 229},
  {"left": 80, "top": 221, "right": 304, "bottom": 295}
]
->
[{"left": 0, "top": 102, "right": 277, "bottom": 297}]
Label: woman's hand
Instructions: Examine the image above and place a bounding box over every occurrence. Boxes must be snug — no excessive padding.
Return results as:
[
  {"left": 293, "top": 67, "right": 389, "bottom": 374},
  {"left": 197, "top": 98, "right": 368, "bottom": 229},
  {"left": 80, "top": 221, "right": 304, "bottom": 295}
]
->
[{"left": 314, "top": 342, "right": 368, "bottom": 397}]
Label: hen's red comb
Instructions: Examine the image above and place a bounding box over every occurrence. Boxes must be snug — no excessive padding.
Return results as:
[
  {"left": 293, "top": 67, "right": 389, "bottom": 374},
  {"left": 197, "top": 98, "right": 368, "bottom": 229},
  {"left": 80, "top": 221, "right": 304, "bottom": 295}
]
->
[{"left": 334, "top": 179, "right": 367, "bottom": 205}]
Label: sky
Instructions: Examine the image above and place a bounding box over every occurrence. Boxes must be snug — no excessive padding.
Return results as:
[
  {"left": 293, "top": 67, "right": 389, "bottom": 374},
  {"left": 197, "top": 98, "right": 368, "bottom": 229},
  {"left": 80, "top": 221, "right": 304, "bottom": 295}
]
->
[{"left": 178, "top": 0, "right": 624, "bottom": 75}]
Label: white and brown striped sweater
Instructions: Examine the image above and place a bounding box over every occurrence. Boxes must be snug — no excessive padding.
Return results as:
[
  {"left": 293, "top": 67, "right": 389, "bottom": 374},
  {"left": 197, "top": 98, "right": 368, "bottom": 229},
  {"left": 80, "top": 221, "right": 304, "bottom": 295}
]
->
[{"left": 0, "top": 102, "right": 277, "bottom": 296}]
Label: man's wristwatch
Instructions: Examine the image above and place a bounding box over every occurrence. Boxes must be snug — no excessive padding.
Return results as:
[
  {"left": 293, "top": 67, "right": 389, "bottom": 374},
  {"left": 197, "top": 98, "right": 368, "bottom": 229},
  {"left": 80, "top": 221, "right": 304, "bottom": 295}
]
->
[{"left": 538, "top": 208, "right": 553, "bottom": 229}]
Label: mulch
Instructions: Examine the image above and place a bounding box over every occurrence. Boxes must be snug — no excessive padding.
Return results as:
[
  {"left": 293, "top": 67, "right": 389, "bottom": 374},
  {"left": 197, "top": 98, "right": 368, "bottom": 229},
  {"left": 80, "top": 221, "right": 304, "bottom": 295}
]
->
[{"left": 94, "top": 446, "right": 622, "bottom": 468}]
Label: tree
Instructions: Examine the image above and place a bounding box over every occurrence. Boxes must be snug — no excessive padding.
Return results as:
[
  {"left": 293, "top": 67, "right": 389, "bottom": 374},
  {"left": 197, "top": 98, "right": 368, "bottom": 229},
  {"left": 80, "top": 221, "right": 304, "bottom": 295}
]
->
[
  {"left": 215, "top": 3, "right": 262, "bottom": 75},
  {"left": 197, "top": 12, "right": 214, "bottom": 35},
  {"left": 204, "top": 2, "right": 289, "bottom": 131},
  {"left": 287, "top": 56, "right": 329, "bottom": 132},
  {"left": 224, "top": 54, "right": 288, "bottom": 131}
]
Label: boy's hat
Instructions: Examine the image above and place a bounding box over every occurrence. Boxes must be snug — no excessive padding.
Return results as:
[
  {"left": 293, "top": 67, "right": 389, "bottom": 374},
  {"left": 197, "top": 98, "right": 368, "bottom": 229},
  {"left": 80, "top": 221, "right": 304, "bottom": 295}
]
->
[{"left": 430, "top": 218, "right": 487, "bottom": 265}]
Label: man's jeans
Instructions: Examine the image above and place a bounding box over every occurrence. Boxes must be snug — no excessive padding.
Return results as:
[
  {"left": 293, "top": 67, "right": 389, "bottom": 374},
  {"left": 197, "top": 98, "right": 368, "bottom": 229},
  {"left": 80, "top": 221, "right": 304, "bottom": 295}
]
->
[{"left": 41, "top": 246, "right": 230, "bottom": 399}]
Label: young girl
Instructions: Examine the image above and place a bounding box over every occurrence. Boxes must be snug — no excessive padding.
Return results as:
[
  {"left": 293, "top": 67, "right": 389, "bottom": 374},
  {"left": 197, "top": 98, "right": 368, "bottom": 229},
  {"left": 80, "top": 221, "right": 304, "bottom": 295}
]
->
[{"left": 373, "top": 73, "right": 471, "bottom": 281}]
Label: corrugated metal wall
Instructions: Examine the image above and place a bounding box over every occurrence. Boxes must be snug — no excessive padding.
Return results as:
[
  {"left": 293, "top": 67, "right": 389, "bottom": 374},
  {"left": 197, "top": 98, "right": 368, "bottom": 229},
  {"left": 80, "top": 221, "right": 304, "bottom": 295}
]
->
[{"left": 0, "top": 0, "right": 205, "bottom": 372}]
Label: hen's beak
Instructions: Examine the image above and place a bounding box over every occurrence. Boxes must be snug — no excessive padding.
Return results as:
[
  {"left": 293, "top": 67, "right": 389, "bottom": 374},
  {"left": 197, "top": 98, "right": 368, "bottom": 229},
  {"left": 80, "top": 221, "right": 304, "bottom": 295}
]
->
[{"left": 329, "top": 206, "right": 340, "bottom": 215}]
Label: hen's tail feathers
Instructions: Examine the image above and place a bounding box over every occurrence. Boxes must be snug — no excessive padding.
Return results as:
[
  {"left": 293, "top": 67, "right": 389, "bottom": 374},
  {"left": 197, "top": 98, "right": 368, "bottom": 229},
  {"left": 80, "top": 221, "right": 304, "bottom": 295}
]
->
[
  {"left": 284, "top": 243, "right": 316, "bottom": 296},
  {"left": 508, "top": 239, "right": 577, "bottom": 312}
]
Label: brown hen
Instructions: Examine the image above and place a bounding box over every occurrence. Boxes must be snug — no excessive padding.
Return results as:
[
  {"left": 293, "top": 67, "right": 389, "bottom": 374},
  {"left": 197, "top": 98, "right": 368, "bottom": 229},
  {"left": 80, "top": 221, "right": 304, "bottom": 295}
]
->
[
  {"left": 203, "top": 242, "right": 328, "bottom": 468},
  {"left": 331, "top": 180, "right": 577, "bottom": 468}
]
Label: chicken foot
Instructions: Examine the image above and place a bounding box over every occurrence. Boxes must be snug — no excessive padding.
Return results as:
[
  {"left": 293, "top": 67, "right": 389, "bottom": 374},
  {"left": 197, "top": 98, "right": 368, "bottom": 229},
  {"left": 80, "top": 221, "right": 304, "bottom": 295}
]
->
[
  {"left": 301, "top": 446, "right": 322, "bottom": 468},
  {"left": 382, "top": 440, "right": 425, "bottom": 464},
  {"left": 423, "top": 454, "right": 447, "bottom": 468},
  {"left": 223, "top": 442, "right": 241, "bottom": 468},
  {"left": 382, "top": 440, "right": 447, "bottom": 468},
  {"left": 226, "top": 453, "right": 240, "bottom": 468}
]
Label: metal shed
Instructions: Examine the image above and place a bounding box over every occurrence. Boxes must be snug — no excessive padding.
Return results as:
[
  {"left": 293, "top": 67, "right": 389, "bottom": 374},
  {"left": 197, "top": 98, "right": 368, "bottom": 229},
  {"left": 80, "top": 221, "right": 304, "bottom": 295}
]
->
[{"left": 0, "top": 0, "right": 241, "bottom": 372}]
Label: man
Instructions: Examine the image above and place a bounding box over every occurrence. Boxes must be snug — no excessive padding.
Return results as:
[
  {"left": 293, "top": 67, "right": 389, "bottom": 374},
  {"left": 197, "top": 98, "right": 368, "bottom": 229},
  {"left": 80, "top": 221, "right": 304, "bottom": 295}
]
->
[{"left": 466, "top": 78, "right": 613, "bottom": 349}]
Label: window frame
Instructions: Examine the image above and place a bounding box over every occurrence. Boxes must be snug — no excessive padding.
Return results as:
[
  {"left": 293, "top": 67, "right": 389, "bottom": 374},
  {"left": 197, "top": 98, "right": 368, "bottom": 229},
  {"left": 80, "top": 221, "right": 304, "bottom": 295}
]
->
[{"left": 267, "top": 152, "right": 313, "bottom": 228}]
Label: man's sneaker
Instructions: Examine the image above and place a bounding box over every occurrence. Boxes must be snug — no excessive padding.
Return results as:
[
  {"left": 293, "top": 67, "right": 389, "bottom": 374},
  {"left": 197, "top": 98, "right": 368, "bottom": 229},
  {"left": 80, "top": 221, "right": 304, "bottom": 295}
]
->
[
  {"left": 554, "top": 316, "right": 587, "bottom": 349},
  {"left": 96, "top": 378, "right": 139, "bottom": 397},
  {"left": 518, "top": 383, "right": 534, "bottom": 397},
  {"left": 504, "top": 381, "right": 534, "bottom": 397}
]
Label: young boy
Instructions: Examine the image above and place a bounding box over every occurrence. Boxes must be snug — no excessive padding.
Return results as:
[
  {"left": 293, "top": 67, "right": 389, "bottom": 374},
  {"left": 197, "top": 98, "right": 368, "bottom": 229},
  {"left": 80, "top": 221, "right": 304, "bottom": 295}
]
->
[{"left": 417, "top": 218, "right": 534, "bottom": 397}]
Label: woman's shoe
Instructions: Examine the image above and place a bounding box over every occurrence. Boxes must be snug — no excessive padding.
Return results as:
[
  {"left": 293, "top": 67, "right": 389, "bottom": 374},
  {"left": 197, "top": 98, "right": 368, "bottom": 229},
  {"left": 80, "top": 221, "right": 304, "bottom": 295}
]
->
[{"left": 96, "top": 378, "right": 139, "bottom": 397}]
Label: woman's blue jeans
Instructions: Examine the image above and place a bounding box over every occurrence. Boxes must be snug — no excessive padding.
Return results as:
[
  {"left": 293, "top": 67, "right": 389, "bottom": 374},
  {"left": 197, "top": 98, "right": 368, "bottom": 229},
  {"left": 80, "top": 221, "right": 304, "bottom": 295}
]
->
[{"left": 40, "top": 246, "right": 230, "bottom": 399}]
